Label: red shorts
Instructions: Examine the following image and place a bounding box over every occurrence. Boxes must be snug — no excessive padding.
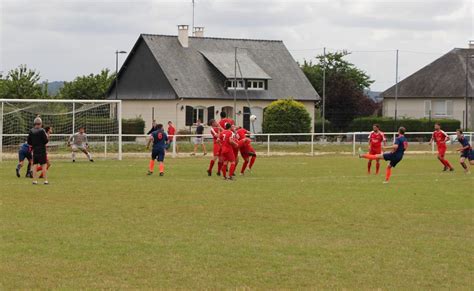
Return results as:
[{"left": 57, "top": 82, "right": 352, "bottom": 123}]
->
[
  {"left": 240, "top": 145, "right": 256, "bottom": 158},
  {"left": 233, "top": 147, "right": 239, "bottom": 158},
  {"left": 437, "top": 144, "right": 447, "bottom": 157},
  {"left": 369, "top": 147, "right": 382, "bottom": 155},
  {"left": 221, "top": 150, "right": 236, "bottom": 162},
  {"left": 213, "top": 143, "right": 221, "bottom": 156}
]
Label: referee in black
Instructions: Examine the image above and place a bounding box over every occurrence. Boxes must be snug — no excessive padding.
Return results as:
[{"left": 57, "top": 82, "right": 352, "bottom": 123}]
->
[{"left": 27, "top": 117, "right": 49, "bottom": 185}]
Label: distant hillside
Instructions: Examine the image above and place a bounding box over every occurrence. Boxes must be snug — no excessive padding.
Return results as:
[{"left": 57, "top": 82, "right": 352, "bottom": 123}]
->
[{"left": 45, "top": 81, "right": 64, "bottom": 96}]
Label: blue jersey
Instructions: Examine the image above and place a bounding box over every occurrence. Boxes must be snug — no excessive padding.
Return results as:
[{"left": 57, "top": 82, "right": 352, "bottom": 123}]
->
[
  {"left": 19, "top": 142, "right": 31, "bottom": 154},
  {"left": 458, "top": 136, "right": 471, "bottom": 150},
  {"left": 151, "top": 130, "right": 168, "bottom": 150},
  {"left": 394, "top": 135, "right": 408, "bottom": 156}
]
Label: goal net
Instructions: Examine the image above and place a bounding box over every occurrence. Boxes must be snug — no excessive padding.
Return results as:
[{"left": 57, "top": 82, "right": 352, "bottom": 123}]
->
[{"left": 0, "top": 99, "right": 122, "bottom": 161}]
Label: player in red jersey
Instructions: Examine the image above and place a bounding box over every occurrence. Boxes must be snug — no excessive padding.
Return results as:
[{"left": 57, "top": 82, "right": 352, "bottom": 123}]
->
[
  {"left": 207, "top": 119, "right": 223, "bottom": 176},
  {"left": 429, "top": 123, "right": 454, "bottom": 171},
  {"left": 218, "top": 123, "right": 238, "bottom": 180},
  {"left": 367, "top": 124, "right": 386, "bottom": 174},
  {"left": 218, "top": 111, "right": 235, "bottom": 130},
  {"left": 235, "top": 127, "right": 257, "bottom": 175}
]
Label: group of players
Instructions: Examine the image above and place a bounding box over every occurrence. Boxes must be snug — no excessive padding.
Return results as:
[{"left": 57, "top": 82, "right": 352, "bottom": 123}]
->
[
  {"left": 16, "top": 117, "right": 94, "bottom": 184},
  {"left": 359, "top": 123, "right": 473, "bottom": 183},
  {"left": 146, "top": 112, "right": 257, "bottom": 180}
]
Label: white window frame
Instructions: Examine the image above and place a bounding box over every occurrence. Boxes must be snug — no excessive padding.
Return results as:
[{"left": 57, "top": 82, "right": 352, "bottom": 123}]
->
[
  {"left": 193, "top": 106, "right": 206, "bottom": 124},
  {"left": 424, "top": 100, "right": 453, "bottom": 118},
  {"left": 227, "top": 80, "right": 245, "bottom": 90},
  {"left": 247, "top": 80, "right": 265, "bottom": 90}
]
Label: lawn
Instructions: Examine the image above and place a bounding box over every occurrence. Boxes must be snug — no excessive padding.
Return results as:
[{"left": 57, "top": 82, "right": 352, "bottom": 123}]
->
[{"left": 0, "top": 155, "right": 472, "bottom": 288}]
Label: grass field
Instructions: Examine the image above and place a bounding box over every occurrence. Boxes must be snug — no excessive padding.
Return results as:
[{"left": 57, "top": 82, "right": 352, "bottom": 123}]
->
[{"left": 1, "top": 155, "right": 473, "bottom": 288}]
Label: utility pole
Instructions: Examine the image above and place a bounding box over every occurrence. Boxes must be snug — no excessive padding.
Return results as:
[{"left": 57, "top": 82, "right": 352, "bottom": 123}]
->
[
  {"left": 234, "top": 47, "right": 238, "bottom": 123},
  {"left": 192, "top": 0, "right": 195, "bottom": 35},
  {"left": 322, "top": 47, "right": 326, "bottom": 137},
  {"left": 394, "top": 49, "right": 399, "bottom": 130}
]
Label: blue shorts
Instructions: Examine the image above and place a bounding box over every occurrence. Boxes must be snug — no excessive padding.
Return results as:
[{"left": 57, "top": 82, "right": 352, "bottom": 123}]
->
[
  {"left": 18, "top": 150, "right": 32, "bottom": 162},
  {"left": 460, "top": 150, "right": 474, "bottom": 161},
  {"left": 152, "top": 148, "right": 165, "bottom": 162},
  {"left": 383, "top": 152, "right": 404, "bottom": 168}
]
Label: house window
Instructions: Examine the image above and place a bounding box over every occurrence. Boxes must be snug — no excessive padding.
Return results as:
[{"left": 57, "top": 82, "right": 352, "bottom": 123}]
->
[
  {"left": 246, "top": 80, "right": 265, "bottom": 90},
  {"left": 424, "top": 100, "right": 453, "bottom": 118},
  {"left": 192, "top": 106, "right": 205, "bottom": 123},
  {"left": 226, "top": 80, "right": 244, "bottom": 90}
]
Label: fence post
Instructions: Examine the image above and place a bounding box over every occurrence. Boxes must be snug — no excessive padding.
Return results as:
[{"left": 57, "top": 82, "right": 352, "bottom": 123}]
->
[
  {"left": 72, "top": 101, "right": 75, "bottom": 135},
  {"left": 117, "top": 101, "right": 123, "bottom": 161},
  {"left": 267, "top": 134, "right": 270, "bottom": 156},
  {"left": 0, "top": 101, "right": 3, "bottom": 162},
  {"left": 311, "top": 133, "right": 314, "bottom": 156},
  {"left": 172, "top": 135, "right": 177, "bottom": 158},
  {"left": 352, "top": 132, "right": 356, "bottom": 156},
  {"left": 431, "top": 139, "right": 435, "bottom": 154},
  {"left": 104, "top": 135, "right": 107, "bottom": 160}
]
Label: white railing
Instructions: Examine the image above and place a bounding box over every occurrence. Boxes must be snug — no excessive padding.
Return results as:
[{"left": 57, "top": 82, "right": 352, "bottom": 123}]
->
[{"left": 0, "top": 132, "right": 471, "bottom": 161}]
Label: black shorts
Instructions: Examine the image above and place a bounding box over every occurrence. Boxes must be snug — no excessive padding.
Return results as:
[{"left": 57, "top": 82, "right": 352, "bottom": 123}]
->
[
  {"left": 152, "top": 148, "right": 165, "bottom": 162},
  {"left": 33, "top": 152, "right": 47, "bottom": 165},
  {"left": 18, "top": 150, "right": 32, "bottom": 162},
  {"left": 460, "top": 150, "right": 474, "bottom": 161},
  {"left": 383, "top": 152, "right": 403, "bottom": 168}
]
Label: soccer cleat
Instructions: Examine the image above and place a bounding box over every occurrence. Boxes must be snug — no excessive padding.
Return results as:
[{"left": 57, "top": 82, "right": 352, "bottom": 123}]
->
[
  {"left": 72, "top": 160, "right": 75, "bottom": 163},
  {"left": 159, "top": 172, "right": 164, "bottom": 176},
  {"left": 27, "top": 171, "right": 33, "bottom": 178},
  {"left": 147, "top": 171, "right": 153, "bottom": 175},
  {"left": 383, "top": 181, "right": 389, "bottom": 184},
  {"left": 32, "top": 181, "right": 38, "bottom": 185},
  {"left": 90, "top": 159, "right": 94, "bottom": 162},
  {"left": 358, "top": 147, "right": 364, "bottom": 157},
  {"left": 449, "top": 168, "right": 454, "bottom": 172},
  {"left": 228, "top": 176, "right": 235, "bottom": 181},
  {"left": 207, "top": 170, "right": 212, "bottom": 176},
  {"left": 16, "top": 168, "right": 20, "bottom": 178},
  {"left": 216, "top": 172, "right": 221, "bottom": 176},
  {"left": 203, "top": 153, "right": 207, "bottom": 156},
  {"left": 44, "top": 181, "right": 49, "bottom": 185},
  {"left": 443, "top": 166, "right": 448, "bottom": 172},
  {"left": 190, "top": 153, "right": 196, "bottom": 156}
]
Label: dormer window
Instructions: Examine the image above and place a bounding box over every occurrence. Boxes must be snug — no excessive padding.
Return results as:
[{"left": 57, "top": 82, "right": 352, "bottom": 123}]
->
[
  {"left": 226, "top": 80, "right": 244, "bottom": 90},
  {"left": 247, "top": 80, "right": 265, "bottom": 90}
]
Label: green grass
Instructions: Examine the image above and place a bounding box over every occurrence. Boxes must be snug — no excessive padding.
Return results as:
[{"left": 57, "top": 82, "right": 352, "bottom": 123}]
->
[{"left": 1, "top": 155, "right": 472, "bottom": 288}]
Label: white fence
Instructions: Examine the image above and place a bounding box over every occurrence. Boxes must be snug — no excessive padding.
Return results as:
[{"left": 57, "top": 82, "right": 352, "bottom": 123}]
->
[{"left": 0, "top": 131, "right": 472, "bottom": 161}]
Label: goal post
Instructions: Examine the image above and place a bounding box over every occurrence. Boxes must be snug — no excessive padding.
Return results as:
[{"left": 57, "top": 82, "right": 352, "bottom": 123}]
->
[{"left": 0, "top": 99, "right": 122, "bottom": 162}]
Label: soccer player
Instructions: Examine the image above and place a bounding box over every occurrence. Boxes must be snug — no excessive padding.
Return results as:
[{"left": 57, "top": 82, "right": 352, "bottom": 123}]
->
[
  {"left": 146, "top": 124, "right": 168, "bottom": 176},
  {"left": 16, "top": 142, "right": 32, "bottom": 178},
  {"left": 192, "top": 119, "right": 207, "bottom": 156},
  {"left": 147, "top": 120, "right": 158, "bottom": 135},
  {"left": 218, "top": 123, "right": 238, "bottom": 180},
  {"left": 218, "top": 111, "right": 235, "bottom": 130},
  {"left": 359, "top": 127, "right": 408, "bottom": 183},
  {"left": 429, "top": 123, "right": 454, "bottom": 171},
  {"left": 167, "top": 121, "right": 177, "bottom": 152},
  {"left": 207, "top": 119, "right": 222, "bottom": 176},
  {"left": 68, "top": 127, "right": 94, "bottom": 162},
  {"left": 236, "top": 127, "right": 257, "bottom": 175},
  {"left": 36, "top": 126, "right": 52, "bottom": 178},
  {"left": 455, "top": 129, "right": 474, "bottom": 174},
  {"left": 27, "top": 117, "right": 49, "bottom": 185},
  {"left": 367, "top": 124, "right": 386, "bottom": 174}
]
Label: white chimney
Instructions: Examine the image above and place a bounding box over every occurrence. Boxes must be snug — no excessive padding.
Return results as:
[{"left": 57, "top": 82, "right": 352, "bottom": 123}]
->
[
  {"left": 469, "top": 40, "right": 474, "bottom": 49},
  {"left": 193, "top": 27, "right": 205, "bottom": 38},
  {"left": 178, "top": 25, "right": 189, "bottom": 48}
]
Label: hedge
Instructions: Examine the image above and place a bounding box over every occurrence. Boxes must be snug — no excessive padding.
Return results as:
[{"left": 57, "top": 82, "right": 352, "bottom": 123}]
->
[
  {"left": 314, "top": 119, "right": 336, "bottom": 133},
  {"left": 348, "top": 117, "right": 461, "bottom": 133},
  {"left": 122, "top": 117, "right": 145, "bottom": 141}
]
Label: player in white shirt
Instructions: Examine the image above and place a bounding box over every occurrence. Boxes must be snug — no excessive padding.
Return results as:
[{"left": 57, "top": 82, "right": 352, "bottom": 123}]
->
[{"left": 68, "top": 127, "right": 94, "bottom": 162}]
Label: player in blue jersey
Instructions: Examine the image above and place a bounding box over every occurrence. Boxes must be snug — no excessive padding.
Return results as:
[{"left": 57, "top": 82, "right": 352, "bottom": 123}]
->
[
  {"left": 16, "top": 142, "right": 33, "bottom": 178},
  {"left": 146, "top": 124, "right": 168, "bottom": 176},
  {"left": 455, "top": 129, "right": 473, "bottom": 174},
  {"left": 359, "top": 127, "right": 408, "bottom": 183}
]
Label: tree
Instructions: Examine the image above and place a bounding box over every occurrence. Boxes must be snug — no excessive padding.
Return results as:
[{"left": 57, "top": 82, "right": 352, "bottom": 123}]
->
[
  {"left": 263, "top": 99, "right": 311, "bottom": 134},
  {"left": 301, "top": 51, "right": 376, "bottom": 130},
  {"left": 1, "top": 65, "right": 46, "bottom": 99},
  {"left": 59, "top": 69, "right": 115, "bottom": 99}
]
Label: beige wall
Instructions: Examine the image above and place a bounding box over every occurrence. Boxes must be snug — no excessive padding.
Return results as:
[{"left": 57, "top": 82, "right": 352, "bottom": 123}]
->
[
  {"left": 122, "top": 99, "right": 315, "bottom": 133},
  {"left": 383, "top": 97, "right": 473, "bottom": 129}
]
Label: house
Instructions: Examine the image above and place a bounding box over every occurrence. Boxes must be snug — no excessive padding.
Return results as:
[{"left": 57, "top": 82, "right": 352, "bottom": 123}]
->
[
  {"left": 381, "top": 42, "right": 474, "bottom": 130},
  {"left": 107, "top": 26, "right": 319, "bottom": 133}
]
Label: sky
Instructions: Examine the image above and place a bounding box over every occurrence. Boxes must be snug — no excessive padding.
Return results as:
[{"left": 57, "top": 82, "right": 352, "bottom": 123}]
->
[{"left": 0, "top": 0, "right": 472, "bottom": 91}]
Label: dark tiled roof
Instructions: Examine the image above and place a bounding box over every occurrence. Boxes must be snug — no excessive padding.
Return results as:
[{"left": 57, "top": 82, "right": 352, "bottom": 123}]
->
[{"left": 382, "top": 48, "right": 474, "bottom": 98}]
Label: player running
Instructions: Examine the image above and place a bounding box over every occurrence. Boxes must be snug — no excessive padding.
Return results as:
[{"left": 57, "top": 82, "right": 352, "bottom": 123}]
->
[
  {"left": 207, "top": 119, "right": 222, "bottom": 176},
  {"left": 367, "top": 124, "right": 386, "bottom": 174},
  {"left": 27, "top": 117, "right": 49, "bottom": 185},
  {"left": 146, "top": 124, "right": 168, "bottom": 176},
  {"left": 36, "top": 126, "right": 52, "bottom": 179},
  {"left": 218, "top": 123, "right": 238, "bottom": 180},
  {"left": 236, "top": 127, "right": 257, "bottom": 175},
  {"left": 16, "top": 142, "right": 33, "bottom": 178},
  {"left": 359, "top": 127, "right": 408, "bottom": 183},
  {"left": 455, "top": 129, "right": 473, "bottom": 174},
  {"left": 429, "top": 123, "right": 454, "bottom": 171},
  {"left": 68, "top": 127, "right": 94, "bottom": 162}
]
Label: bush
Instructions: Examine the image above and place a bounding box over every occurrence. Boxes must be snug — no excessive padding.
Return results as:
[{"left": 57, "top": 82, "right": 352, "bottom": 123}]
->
[
  {"left": 314, "top": 119, "right": 335, "bottom": 133},
  {"left": 348, "top": 117, "right": 461, "bottom": 133},
  {"left": 263, "top": 99, "right": 311, "bottom": 139},
  {"left": 122, "top": 117, "right": 145, "bottom": 141}
]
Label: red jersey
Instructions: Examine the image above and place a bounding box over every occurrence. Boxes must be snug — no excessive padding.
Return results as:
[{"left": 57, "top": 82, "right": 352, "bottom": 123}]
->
[
  {"left": 219, "top": 130, "right": 235, "bottom": 153},
  {"left": 210, "top": 126, "right": 220, "bottom": 144},
  {"left": 236, "top": 128, "right": 249, "bottom": 141},
  {"left": 167, "top": 125, "right": 176, "bottom": 141},
  {"left": 369, "top": 131, "right": 386, "bottom": 149},
  {"left": 432, "top": 130, "right": 448, "bottom": 146},
  {"left": 219, "top": 118, "right": 235, "bottom": 130}
]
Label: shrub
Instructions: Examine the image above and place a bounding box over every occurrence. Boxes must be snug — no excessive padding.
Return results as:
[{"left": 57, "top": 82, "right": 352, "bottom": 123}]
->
[
  {"left": 348, "top": 117, "right": 461, "bottom": 133},
  {"left": 314, "top": 119, "right": 335, "bottom": 133},
  {"left": 122, "top": 117, "right": 145, "bottom": 141},
  {"left": 263, "top": 98, "right": 311, "bottom": 133}
]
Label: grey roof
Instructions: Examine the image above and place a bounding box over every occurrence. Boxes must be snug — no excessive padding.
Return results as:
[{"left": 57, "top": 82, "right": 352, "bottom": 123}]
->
[
  {"left": 118, "top": 34, "right": 318, "bottom": 101},
  {"left": 382, "top": 48, "right": 474, "bottom": 98},
  {"left": 200, "top": 50, "right": 271, "bottom": 80}
]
